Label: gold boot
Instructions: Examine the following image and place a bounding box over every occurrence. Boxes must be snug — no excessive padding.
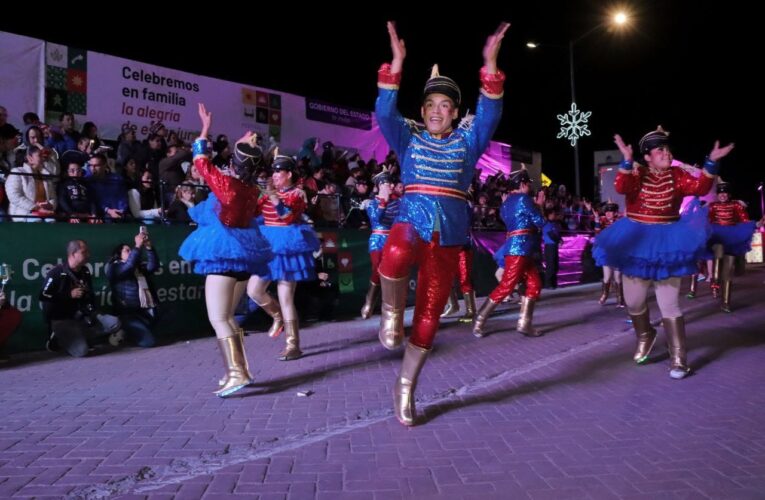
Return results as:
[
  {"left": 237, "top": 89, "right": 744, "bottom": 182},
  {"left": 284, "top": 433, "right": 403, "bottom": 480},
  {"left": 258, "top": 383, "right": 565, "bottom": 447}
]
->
[
  {"left": 458, "top": 291, "right": 477, "bottom": 323},
  {"left": 278, "top": 320, "right": 302, "bottom": 361},
  {"left": 378, "top": 274, "right": 409, "bottom": 350},
  {"left": 517, "top": 296, "right": 542, "bottom": 337},
  {"left": 711, "top": 258, "right": 721, "bottom": 299},
  {"left": 615, "top": 281, "right": 626, "bottom": 308},
  {"left": 721, "top": 280, "right": 732, "bottom": 313},
  {"left": 472, "top": 298, "right": 498, "bottom": 338},
  {"left": 440, "top": 288, "right": 460, "bottom": 317},
  {"left": 393, "top": 342, "right": 430, "bottom": 426},
  {"left": 360, "top": 282, "right": 380, "bottom": 319},
  {"left": 598, "top": 280, "right": 611, "bottom": 305},
  {"left": 663, "top": 316, "right": 691, "bottom": 379},
  {"left": 686, "top": 274, "right": 698, "bottom": 299},
  {"left": 259, "top": 298, "right": 284, "bottom": 338},
  {"left": 214, "top": 334, "right": 253, "bottom": 397},
  {"left": 720, "top": 255, "right": 735, "bottom": 313},
  {"left": 219, "top": 328, "right": 250, "bottom": 387},
  {"left": 630, "top": 309, "right": 657, "bottom": 364}
]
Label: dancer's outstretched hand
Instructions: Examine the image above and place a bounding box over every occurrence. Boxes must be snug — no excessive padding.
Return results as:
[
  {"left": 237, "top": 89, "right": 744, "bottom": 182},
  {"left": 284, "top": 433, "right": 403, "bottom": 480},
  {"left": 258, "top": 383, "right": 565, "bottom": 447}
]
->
[
  {"left": 483, "top": 22, "right": 510, "bottom": 74},
  {"left": 387, "top": 21, "right": 406, "bottom": 74},
  {"left": 198, "top": 103, "right": 212, "bottom": 139},
  {"left": 709, "top": 140, "right": 735, "bottom": 162},
  {"left": 614, "top": 134, "right": 633, "bottom": 162}
]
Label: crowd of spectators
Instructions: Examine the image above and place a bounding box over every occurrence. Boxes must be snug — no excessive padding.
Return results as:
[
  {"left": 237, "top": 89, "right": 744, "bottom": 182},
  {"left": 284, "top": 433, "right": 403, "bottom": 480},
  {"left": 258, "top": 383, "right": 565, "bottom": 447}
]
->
[{"left": 1, "top": 104, "right": 612, "bottom": 232}]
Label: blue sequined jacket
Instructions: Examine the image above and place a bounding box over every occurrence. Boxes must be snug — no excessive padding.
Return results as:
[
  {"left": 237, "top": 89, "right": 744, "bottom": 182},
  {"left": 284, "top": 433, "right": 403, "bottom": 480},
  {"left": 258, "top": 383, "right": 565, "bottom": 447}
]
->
[
  {"left": 367, "top": 195, "right": 401, "bottom": 252},
  {"left": 375, "top": 77, "right": 503, "bottom": 246},
  {"left": 499, "top": 193, "right": 545, "bottom": 256}
]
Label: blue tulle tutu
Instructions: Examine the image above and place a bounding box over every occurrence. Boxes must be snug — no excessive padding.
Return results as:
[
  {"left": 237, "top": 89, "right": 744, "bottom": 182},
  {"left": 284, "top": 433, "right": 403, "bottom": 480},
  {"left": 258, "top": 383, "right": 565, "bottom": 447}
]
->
[
  {"left": 260, "top": 224, "right": 320, "bottom": 281},
  {"left": 593, "top": 210, "right": 711, "bottom": 281},
  {"left": 702, "top": 221, "right": 756, "bottom": 259},
  {"left": 179, "top": 194, "right": 272, "bottom": 276}
]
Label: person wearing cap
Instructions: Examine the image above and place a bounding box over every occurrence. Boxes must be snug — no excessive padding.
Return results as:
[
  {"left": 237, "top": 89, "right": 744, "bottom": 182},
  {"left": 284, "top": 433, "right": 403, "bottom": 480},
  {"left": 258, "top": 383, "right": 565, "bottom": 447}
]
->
[
  {"left": 473, "top": 169, "right": 545, "bottom": 337},
  {"left": 594, "top": 127, "right": 734, "bottom": 379},
  {"left": 178, "top": 104, "right": 273, "bottom": 397},
  {"left": 375, "top": 20, "right": 509, "bottom": 426},
  {"left": 360, "top": 168, "right": 401, "bottom": 319},
  {"left": 594, "top": 202, "right": 625, "bottom": 307},
  {"left": 245, "top": 152, "right": 320, "bottom": 362},
  {"left": 698, "top": 181, "right": 760, "bottom": 312}
]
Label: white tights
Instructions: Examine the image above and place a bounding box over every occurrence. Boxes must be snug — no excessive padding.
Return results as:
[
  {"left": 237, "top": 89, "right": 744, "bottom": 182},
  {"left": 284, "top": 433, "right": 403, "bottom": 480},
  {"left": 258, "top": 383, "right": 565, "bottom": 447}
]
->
[
  {"left": 247, "top": 275, "right": 298, "bottom": 321},
  {"left": 622, "top": 276, "right": 683, "bottom": 319},
  {"left": 205, "top": 275, "right": 248, "bottom": 339},
  {"left": 602, "top": 266, "right": 622, "bottom": 284}
]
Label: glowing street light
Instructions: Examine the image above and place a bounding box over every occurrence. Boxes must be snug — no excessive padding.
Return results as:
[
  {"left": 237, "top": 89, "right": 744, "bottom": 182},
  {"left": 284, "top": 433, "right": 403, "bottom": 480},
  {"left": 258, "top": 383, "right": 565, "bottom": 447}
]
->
[{"left": 527, "top": 9, "right": 632, "bottom": 197}]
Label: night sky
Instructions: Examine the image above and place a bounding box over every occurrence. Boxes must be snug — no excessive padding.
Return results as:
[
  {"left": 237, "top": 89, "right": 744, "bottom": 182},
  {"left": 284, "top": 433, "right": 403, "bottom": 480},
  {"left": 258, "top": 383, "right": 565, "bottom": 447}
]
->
[{"left": 2, "top": 1, "right": 760, "bottom": 209}]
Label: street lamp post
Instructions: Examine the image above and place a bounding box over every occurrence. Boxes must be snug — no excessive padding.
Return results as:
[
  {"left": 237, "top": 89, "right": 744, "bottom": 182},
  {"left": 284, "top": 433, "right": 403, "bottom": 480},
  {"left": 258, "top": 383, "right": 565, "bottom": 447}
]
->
[
  {"left": 568, "top": 39, "right": 581, "bottom": 197},
  {"left": 528, "top": 11, "right": 630, "bottom": 198}
]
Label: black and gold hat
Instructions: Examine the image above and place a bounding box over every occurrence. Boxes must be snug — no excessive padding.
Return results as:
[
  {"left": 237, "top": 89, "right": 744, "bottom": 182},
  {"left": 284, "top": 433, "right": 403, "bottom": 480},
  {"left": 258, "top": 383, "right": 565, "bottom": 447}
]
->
[
  {"left": 423, "top": 64, "right": 461, "bottom": 107},
  {"left": 639, "top": 126, "right": 670, "bottom": 154}
]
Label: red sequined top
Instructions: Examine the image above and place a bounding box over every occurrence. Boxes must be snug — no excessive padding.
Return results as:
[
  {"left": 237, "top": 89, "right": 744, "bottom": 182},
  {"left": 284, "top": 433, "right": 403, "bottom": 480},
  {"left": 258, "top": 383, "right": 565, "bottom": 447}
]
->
[
  {"left": 616, "top": 166, "right": 714, "bottom": 224},
  {"left": 708, "top": 201, "right": 749, "bottom": 225},
  {"left": 256, "top": 186, "right": 307, "bottom": 226},
  {"left": 194, "top": 155, "right": 260, "bottom": 228}
]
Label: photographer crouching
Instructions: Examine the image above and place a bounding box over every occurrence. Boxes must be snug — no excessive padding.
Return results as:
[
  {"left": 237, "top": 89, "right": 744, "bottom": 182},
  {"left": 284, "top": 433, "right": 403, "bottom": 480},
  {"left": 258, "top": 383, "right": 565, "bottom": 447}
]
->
[
  {"left": 40, "top": 240, "right": 122, "bottom": 357},
  {"left": 106, "top": 228, "right": 159, "bottom": 348}
]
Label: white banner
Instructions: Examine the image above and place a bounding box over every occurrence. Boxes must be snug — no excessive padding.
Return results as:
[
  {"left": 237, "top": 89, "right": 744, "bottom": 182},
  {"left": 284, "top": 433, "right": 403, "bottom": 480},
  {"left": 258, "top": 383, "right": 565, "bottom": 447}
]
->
[
  {"left": 0, "top": 32, "right": 44, "bottom": 125},
  {"left": 83, "top": 52, "right": 387, "bottom": 160}
]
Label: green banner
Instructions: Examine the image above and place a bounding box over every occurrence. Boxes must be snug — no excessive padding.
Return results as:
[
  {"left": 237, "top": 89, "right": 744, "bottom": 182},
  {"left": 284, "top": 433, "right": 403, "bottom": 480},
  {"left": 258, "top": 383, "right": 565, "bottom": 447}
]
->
[
  {"left": 1, "top": 223, "right": 207, "bottom": 353},
  {"left": 1, "top": 224, "right": 504, "bottom": 354}
]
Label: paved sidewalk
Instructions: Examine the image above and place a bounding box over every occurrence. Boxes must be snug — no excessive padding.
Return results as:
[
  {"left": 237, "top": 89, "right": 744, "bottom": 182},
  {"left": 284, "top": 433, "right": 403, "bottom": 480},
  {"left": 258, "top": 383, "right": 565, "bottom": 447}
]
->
[{"left": 2, "top": 267, "right": 764, "bottom": 499}]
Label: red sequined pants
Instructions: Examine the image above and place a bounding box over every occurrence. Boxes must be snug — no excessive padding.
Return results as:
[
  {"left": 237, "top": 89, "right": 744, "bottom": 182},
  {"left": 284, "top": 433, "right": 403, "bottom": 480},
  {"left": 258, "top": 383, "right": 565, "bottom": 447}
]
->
[
  {"left": 379, "top": 223, "right": 460, "bottom": 349},
  {"left": 457, "top": 247, "right": 474, "bottom": 293},
  {"left": 489, "top": 255, "right": 542, "bottom": 302},
  {"left": 369, "top": 250, "right": 382, "bottom": 284}
]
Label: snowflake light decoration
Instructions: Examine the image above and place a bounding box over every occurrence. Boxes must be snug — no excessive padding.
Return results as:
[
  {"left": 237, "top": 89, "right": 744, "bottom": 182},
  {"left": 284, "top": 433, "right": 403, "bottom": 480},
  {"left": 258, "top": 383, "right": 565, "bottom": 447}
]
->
[{"left": 557, "top": 102, "right": 591, "bottom": 147}]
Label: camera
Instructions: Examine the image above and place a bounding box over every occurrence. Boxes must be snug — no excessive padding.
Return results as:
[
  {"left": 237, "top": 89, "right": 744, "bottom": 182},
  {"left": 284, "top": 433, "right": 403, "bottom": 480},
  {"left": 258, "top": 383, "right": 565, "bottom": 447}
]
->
[{"left": 80, "top": 302, "right": 97, "bottom": 327}]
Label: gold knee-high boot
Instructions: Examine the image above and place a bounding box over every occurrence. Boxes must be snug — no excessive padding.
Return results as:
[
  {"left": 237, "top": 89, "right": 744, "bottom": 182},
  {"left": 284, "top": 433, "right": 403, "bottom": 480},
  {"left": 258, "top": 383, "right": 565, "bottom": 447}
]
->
[
  {"left": 663, "top": 316, "right": 691, "bottom": 379},
  {"left": 219, "top": 328, "right": 251, "bottom": 387},
  {"left": 360, "top": 282, "right": 381, "bottom": 319},
  {"left": 598, "top": 280, "right": 612, "bottom": 305},
  {"left": 615, "top": 281, "right": 626, "bottom": 308},
  {"left": 378, "top": 274, "right": 408, "bottom": 350},
  {"left": 721, "top": 255, "right": 735, "bottom": 313},
  {"left": 440, "top": 288, "right": 460, "bottom": 317},
  {"left": 259, "top": 298, "right": 284, "bottom": 338},
  {"left": 686, "top": 274, "right": 698, "bottom": 299},
  {"left": 472, "top": 298, "right": 498, "bottom": 338},
  {"left": 214, "top": 333, "right": 253, "bottom": 397},
  {"left": 711, "top": 258, "right": 721, "bottom": 298},
  {"left": 517, "top": 296, "right": 542, "bottom": 337},
  {"left": 630, "top": 309, "right": 657, "bottom": 364},
  {"left": 278, "top": 320, "right": 302, "bottom": 361},
  {"left": 458, "top": 291, "right": 477, "bottom": 323},
  {"left": 393, "top": 342, "right": 430, "bottom": 426},
  {"left": 721, "top": 280, "right": 733, "bottom": 313}
]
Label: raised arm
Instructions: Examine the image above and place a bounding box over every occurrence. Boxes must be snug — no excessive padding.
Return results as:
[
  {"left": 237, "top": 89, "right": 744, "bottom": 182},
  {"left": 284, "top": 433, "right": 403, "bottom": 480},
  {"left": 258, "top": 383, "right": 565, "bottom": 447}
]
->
[
  {"left": 613, "top": 134, "right": 641, "bottom": 195},
  {"left": 709, "top": 140, "right": 735, "bottom": 163},
  {"left": 387, "top": 21, "right": 406, "bottom": 74},
  {"left": 197, "top": 103, "right": 212, "bottom": 141},
  {"left": 483, "top": 22, "right": 510, "bottom": 75}
]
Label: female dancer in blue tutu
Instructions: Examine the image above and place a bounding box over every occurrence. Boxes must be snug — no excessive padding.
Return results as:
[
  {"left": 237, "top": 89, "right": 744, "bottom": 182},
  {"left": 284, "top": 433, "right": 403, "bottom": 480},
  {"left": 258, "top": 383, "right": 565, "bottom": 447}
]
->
[
  {"left": 594, "top": 127, "right": 734, "bottom": 379},
  {"left": 703, "top": 181, "right": 763, "bottom": 312},
  {"left": 179, "top": 103, "right": 272, "bottom": 397},
  {"left": 246, "top": 154, "right": 320, "bottom": 361}
]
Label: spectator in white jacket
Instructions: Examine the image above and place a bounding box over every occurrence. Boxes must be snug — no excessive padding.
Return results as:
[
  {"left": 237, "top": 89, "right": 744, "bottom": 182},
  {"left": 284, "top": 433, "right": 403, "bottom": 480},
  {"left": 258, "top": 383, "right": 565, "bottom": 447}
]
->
[{"left": 6, "top": 145, "right": 57, "bottom": 222}]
